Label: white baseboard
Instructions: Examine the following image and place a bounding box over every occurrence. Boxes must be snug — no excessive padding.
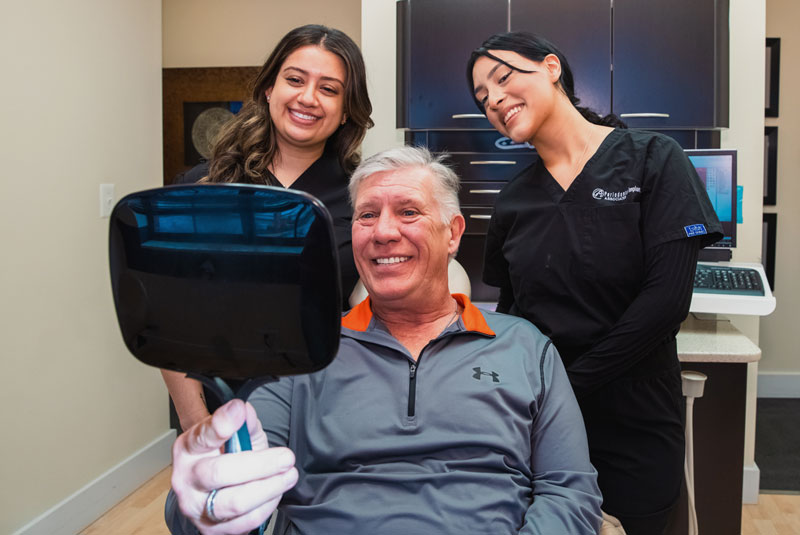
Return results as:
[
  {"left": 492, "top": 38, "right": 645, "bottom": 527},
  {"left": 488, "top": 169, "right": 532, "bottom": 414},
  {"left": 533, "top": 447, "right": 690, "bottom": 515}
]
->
[
  {"left": 12, "top": 429, "right": 176, "bottom": 535},
  {"left": 742, "top": 463, "right": 760, "bottom": 504},
  {"left": 757, "top": 372, "right": 800, "bottom": 398}
]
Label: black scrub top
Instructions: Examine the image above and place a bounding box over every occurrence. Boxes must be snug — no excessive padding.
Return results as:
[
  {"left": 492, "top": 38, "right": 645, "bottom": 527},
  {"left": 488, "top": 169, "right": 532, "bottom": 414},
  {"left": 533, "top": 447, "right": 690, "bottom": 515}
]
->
[
  {"left": 483, "top": 129, "right": 723, "bottom": 363},
  {"left": 175, "top": 151, "right": 359, "bottom": 309}
]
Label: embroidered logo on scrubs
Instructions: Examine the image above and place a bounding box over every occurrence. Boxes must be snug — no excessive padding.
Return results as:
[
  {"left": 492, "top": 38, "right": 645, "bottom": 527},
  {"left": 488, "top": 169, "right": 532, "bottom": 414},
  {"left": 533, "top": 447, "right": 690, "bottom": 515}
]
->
[
  {"left": 592, "top": 186, "right": 641, "bottom": 201},
  {"left": 472, "top": 367, "right": 500, "bottom": 383},
  {"left": 684, "top": 224, "right": 708, "bottom": 237}
]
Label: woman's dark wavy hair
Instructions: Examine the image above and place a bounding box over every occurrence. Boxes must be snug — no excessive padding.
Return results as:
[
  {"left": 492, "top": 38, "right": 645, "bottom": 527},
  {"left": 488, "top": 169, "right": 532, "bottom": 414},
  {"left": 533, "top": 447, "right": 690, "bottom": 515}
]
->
[
  {"left": 204, "top": 24, "right": 374, "bottom": 184},
  {"left": 466, "top": 31, "right": 626, "bottom": 129}
]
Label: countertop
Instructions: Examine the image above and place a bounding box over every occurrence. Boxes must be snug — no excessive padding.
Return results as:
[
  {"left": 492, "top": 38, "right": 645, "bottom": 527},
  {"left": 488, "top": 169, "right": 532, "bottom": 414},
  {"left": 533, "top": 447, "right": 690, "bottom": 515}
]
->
[{"left": 677, "top": 314, "right": 761, "bottom": 363}]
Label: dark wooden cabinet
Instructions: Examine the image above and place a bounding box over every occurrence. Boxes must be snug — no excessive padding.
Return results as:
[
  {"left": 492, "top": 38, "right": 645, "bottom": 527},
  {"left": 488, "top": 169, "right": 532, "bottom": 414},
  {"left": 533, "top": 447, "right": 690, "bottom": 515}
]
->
[
  {"left": 613, "top": 0, "right": 729, "bottom": 128},
  {"left": 671, "top": 361, "right": 746, "bottom": 535},
  {"left": 398, "top": 0, "right": 728, "bottom": 130},
  {"left": 397, "top": 0, "right": 508, "bottom": 129},
  {"left": 510, "top": 0, "right": 611, "bottom": 117}
]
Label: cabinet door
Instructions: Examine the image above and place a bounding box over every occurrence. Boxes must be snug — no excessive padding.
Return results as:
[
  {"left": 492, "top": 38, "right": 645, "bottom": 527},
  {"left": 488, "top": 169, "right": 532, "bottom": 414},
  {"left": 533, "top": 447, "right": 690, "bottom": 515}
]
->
[
  {"left": 398, "top": 0, "right": 508, "bottom": 129},
  {"left": 613, "top": 0, "right": 728, "bottom": 129},
  {"left": 510, "top": 0, "right": 611, "bottom": 117}
]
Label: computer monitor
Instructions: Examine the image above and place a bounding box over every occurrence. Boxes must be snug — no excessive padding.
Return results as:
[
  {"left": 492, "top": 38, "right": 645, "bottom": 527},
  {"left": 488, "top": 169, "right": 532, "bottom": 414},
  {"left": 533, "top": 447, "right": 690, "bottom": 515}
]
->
[{"left": 685, "top": 149, "right": 737, "bottom": 261}]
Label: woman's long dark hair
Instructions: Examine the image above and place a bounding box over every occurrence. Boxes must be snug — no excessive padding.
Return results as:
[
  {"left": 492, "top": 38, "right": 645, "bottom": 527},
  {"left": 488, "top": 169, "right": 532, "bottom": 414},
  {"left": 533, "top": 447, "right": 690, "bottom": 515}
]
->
[
  {"left": 466, "top": 32, "right": 626, "bottom": 129},
  {"left": 204, "top": 24, "right": 374, "bottom": 184}
]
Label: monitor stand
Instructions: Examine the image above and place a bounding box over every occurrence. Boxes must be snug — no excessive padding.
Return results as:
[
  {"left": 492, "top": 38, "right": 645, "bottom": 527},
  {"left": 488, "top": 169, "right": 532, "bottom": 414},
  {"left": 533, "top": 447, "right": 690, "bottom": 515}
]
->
[{"left": 698, "top": 248, "right": 732, "bottom": 262}]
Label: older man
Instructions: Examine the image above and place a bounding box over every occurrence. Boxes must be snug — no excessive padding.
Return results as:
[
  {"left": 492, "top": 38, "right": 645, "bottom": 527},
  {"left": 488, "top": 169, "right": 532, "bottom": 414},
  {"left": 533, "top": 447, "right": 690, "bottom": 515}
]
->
[{"left": 167, "top": 146, "right": 603, "bottom": 535}]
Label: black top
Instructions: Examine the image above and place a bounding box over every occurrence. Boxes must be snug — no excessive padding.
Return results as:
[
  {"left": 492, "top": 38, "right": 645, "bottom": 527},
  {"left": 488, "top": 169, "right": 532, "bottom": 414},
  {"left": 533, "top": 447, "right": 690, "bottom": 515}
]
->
[
  {"left": 174, "top": 152, "right": 358, "bottom": 309},
  {"left": 483, "top": 129, "right": 722, "bottom": 396}
]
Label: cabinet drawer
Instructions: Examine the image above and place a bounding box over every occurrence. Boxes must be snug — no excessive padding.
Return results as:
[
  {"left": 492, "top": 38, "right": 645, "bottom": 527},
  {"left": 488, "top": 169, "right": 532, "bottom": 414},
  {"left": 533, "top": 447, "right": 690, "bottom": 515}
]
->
[
  {"left": 459, "top": 181, "right": 504, "bottom": 206},
  {"left": 447, "top": 153, "right": 537, "bottom": 182},
  {"left": 462, "top": 206, "right": 494, "bottom": 235}
]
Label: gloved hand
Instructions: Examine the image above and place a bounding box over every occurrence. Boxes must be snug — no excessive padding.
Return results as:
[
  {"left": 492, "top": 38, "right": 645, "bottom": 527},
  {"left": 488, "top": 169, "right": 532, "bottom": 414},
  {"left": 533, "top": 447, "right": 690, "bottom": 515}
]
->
[{"left": 170, "top": 399, "right": 298, "bottom": 535}]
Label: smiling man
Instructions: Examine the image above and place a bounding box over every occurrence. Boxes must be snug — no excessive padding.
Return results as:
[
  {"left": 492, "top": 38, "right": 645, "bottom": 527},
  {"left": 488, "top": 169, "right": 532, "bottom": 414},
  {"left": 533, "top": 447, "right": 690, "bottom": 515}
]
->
[{"left": 167, "top": 146, "right": 603, "bottom": 535}]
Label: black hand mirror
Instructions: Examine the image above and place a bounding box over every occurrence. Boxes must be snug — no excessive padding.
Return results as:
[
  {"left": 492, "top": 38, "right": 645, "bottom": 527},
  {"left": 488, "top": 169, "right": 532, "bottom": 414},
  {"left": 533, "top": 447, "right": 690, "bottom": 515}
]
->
[{"left": 109, "top": 184, "right": 341, "bottom": 450}]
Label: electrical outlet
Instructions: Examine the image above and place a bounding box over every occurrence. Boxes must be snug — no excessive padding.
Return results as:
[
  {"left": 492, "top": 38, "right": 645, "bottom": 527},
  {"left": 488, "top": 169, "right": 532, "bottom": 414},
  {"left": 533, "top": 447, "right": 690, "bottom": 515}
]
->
[{"left": 100, "top": 183, "right": 115, "bottom": 218}]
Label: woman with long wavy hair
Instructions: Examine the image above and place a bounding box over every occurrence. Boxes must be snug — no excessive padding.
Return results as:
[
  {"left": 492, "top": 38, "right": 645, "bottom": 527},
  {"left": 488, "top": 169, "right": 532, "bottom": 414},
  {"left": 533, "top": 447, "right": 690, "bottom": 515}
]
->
[{"left": 167, "top": 24, "right": 373, "bottom": 432}]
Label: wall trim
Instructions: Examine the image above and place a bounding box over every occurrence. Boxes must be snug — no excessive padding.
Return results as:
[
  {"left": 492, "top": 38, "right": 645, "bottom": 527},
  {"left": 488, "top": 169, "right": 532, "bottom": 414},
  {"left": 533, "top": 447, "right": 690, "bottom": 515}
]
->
[
  {"left": 742, "top": 462, "right": 760, "bottom": 504},
  {"left": 11, "top": 430, "right": 175, "bottom": 535},
  {"left": 757, "top": 372, "right": 800, "bottom": 398}
]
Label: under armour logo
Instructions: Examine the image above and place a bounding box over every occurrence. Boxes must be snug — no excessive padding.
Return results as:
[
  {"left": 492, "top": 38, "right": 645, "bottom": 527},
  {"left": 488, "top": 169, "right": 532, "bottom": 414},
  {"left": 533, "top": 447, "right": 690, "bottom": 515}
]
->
[{"left": 472, "top": 367, "right": 499, "bottom": 383}]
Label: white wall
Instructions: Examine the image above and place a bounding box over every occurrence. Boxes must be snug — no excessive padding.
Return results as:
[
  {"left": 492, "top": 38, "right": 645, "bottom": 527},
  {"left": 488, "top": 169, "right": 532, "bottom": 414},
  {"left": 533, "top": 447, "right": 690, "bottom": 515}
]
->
[
  {"left": 719, "top": 0, "right": 767, "bottom": 501},
  {"left": 723, "top": 0, "right": 766, "bottom": 343},
  {"left": 361, "top": 0, "right": 405, "bottom": 158},
  {"left": 0, "top": 1, "right": 166, "bottom": 533},
  {"left": 759, "top": 0, "right": 800, "bottom": 396},
  {"left": 163, "top": 0, "right": 362, "bottom": 68}
]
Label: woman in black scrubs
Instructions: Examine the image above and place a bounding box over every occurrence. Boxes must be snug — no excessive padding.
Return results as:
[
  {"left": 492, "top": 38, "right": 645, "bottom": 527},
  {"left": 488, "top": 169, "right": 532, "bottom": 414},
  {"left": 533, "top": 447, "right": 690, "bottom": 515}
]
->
[
  {"left": 468, "top": 32, "right": 722, "bottom": 534},
  {"left": 165, "top": 24, "right": 373, "bottom": 432}
]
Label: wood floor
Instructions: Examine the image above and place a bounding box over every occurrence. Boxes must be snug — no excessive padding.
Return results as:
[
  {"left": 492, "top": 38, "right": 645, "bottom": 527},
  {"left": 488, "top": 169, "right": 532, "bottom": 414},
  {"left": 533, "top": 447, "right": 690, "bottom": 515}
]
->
[
  {"left": 742, "top": 493, "right": 800, "bottom": 535},
  {"left": 80, "top": 466, "right": 800, "bottom": 534},
  {"left": 80, "top": 467, "right": 171, "bottom": 535}
]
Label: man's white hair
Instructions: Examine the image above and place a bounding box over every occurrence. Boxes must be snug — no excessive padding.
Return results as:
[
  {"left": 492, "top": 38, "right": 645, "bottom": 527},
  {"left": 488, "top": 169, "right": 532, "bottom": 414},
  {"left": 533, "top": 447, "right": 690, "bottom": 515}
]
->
[{"left": 348, "top": 145, "right": 462, "bottom": 225}]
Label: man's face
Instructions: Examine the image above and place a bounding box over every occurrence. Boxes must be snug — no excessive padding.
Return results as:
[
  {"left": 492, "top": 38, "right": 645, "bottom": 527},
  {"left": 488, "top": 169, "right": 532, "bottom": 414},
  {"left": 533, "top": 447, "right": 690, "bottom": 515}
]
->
[{"left": 351, "top": 167, "right": 464, "bottom": 308}]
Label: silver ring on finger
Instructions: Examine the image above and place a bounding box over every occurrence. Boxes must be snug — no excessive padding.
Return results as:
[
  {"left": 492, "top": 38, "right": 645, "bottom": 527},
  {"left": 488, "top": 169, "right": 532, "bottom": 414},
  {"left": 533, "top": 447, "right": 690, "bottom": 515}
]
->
[{"left": 205, "top": 488, "right": 225, "bottom": 523}]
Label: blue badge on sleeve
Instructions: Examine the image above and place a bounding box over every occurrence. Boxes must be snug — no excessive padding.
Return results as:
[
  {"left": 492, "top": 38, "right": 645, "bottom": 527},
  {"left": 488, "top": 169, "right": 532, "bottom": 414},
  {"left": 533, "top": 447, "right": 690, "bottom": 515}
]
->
[{"left": 684, "top": 224, "right": 708, "bottom": 237}]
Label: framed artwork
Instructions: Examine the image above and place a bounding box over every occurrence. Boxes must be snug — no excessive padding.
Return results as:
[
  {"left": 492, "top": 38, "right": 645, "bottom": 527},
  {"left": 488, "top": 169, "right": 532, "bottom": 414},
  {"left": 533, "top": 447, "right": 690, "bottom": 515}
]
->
[
  {"left": 762, "top": 213, "right": 777, "bottom": 291},
  {"left": 764, "top": 127, "right": 778, "bottom": 205},
  {"left": 765, "top": 38, "right": 780, "bottom": 117},
  {"left": 162, "top": 67, "right": 260, "bottom": 184},
  {"left": 183, "top": 101, "right": 243, "bottom": 166}
]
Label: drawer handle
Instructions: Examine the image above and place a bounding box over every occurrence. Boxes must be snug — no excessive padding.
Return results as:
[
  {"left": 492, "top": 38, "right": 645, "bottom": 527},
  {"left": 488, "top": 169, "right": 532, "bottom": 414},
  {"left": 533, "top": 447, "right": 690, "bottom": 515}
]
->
[
  {"left": 619, "top": 113, "right": 670, "bottom": 118},
  {"left": 451, "top": 113, "right": 486, "bottom": 119},
  {"left": 469, "top": 214, "right": 492, "bottom": 220},
  {"left": 469, "top": 160, "right": 516, "bottom": 165},
  {"left": 469, "top": 189, "right": 501, "bottom": 194}
]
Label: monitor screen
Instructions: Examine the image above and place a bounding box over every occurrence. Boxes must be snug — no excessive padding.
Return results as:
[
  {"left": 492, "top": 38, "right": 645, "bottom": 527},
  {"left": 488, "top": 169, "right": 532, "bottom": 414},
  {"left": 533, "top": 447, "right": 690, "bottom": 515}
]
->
[{"left": 685, "top": 149, "right": 737, "bottom": 249}]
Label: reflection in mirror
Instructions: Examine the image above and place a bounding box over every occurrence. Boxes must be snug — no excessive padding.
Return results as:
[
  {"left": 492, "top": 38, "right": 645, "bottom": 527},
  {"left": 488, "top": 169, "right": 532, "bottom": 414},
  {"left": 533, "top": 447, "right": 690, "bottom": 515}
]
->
[{"left": 109, "top": 184, "right": 341, "bottom": 380}]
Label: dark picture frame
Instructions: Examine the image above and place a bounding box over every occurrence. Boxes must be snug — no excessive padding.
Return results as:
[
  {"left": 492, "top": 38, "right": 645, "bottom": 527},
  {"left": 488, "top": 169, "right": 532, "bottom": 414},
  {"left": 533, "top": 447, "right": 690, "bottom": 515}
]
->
[
  {"left": 765, "top": 38, "right": 780, "bottom": 117},
  {"left": 764, "top": 127, "right": 778, "bottom": 205},
  {"left": 762, "top": 213, "right": 777, "bottom": 291},
  {"left": 162, "top": 67, "right": 260, "bottom": 184},
  {"left": 182, "top": 101, "right": 243, "bottom": 166}
]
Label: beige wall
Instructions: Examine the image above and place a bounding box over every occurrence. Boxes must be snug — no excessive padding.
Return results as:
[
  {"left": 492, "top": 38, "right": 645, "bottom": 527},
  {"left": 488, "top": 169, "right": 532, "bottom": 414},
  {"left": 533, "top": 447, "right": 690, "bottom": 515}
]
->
[
  {"left": 163, "top": 0, "right": 362, "bottom": 68},
  {"left": 0, "top": 1, "right": 363, "bottom": 532},
  {"left": 760, "top": 0, "right": 800, "bottom": 377},
  {"left": 0, "top": 1, "right": 165, "bottom": 533}
]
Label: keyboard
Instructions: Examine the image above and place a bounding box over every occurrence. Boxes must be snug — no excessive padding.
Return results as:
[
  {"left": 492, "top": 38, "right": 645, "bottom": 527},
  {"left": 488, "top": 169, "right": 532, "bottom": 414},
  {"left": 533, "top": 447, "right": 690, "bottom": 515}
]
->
[{"left": 693, "top": 264, "right": 765, "bottom": 296}]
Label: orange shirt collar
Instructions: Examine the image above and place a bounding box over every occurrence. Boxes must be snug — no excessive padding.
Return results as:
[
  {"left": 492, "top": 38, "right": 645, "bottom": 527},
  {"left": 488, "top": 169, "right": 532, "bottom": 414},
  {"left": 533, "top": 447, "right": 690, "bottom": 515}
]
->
[
  {"left": 342, "top": 293, "right": 495, "bottom": 336},
  {"left": 341, "top": 296, "right": 375, "bottom": 332}
]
